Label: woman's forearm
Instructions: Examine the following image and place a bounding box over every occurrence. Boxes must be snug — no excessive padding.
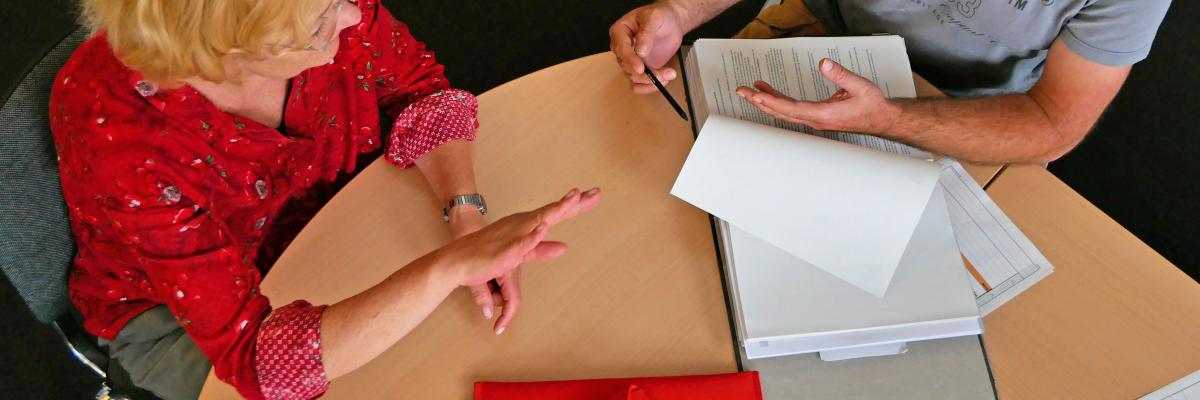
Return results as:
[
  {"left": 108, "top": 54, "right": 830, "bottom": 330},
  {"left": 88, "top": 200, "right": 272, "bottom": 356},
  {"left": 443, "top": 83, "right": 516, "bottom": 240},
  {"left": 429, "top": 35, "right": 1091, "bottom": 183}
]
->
[
  {"left": 319, "top": 253, "right": 458, "bottom": 379},
  {"left": 414, "top": 139, "right": 477, "bottom": 204}
]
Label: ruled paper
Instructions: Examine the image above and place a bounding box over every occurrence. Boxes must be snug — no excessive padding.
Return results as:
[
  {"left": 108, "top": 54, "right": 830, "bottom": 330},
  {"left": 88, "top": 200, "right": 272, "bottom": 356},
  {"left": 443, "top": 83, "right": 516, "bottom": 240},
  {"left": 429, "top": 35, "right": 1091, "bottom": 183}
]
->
[{"left": 938, "top": 159, "right": 1054, "bottom": 315}]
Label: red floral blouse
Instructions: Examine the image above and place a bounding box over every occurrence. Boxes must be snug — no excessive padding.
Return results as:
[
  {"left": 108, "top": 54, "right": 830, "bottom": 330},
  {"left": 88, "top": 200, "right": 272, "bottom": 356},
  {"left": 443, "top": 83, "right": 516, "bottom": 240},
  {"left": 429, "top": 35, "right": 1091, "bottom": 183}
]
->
[{"left": 49, "top": 1, "right": 477, "bottom": 399}]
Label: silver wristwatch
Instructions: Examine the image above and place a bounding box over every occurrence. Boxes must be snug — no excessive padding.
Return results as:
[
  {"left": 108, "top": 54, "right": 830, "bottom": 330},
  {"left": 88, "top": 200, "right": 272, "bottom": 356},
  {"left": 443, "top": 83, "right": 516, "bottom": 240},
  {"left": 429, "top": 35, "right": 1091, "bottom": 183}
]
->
[{"left": 442, "top": 193, "right": 487, "bottom": 222}]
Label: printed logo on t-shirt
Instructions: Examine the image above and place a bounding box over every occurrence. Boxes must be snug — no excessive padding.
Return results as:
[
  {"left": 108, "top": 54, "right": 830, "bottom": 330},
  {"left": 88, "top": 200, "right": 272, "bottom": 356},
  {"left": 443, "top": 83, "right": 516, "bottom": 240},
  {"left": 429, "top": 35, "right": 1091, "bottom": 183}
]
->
[
  {"left": 947, "top": 0, "right": 983, "bottom": 18},
  {"left": 946, "top": 0, "right": 1038, "bottom": 17},
  {"left": 930, "top": 0, "right": 1048, "bottom": 45}
]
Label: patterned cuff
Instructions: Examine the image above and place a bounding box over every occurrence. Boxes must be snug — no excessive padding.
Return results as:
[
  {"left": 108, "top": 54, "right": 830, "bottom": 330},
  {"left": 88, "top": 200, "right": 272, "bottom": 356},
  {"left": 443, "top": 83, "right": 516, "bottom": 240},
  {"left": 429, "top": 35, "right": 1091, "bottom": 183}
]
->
[
  {"left": 386, "top": 89, "right": 479, "bottom": 168},
  {"left": 255, "top": 300, "right": 329, "bottom": 400}
]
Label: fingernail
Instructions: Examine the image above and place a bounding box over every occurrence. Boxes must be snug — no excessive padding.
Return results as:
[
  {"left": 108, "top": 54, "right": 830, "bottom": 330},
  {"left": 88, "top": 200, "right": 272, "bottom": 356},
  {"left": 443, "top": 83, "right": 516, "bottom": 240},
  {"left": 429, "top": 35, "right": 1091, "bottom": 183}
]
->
[
  {"left": 636, "top": 45, "right": 649, "bottom": 57},
  {"left": 666, "top": 70, "right": 676, "bottom": 80},
  {"left": 562, "top": 188, "right": 578, "bottom": 200},
  {"left": 583, "top": 188, "right": 599, "bottom": 196},
  {"left": 821, "top": 59, "right": 833, "bottom": 72},
  {"left": 737, "top": 92, "right": 747, "bottom": 99},
  {"left": 754, "top": 96, "right": 764, "bottom": 104},
  {"left": 495, "top": 327, "right": 506, "bottom": 336},
  {"left": 482, "top": 307, "right": 493, "bottom": 319}
]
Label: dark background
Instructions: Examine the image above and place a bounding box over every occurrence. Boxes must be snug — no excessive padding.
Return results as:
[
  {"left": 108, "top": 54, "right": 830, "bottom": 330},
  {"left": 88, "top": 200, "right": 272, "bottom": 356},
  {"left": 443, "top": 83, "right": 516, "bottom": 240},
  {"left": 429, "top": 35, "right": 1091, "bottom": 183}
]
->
[{"left": 1, "top": 0, "right": 1196, "bottom": 396}]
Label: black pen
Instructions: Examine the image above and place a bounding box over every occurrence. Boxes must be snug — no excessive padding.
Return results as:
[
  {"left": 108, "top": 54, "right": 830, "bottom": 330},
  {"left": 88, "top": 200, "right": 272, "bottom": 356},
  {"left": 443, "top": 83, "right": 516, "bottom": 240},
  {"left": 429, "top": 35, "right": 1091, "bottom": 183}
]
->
[{"left": 646, "top": 70, "right": 689, "bottom": 121}]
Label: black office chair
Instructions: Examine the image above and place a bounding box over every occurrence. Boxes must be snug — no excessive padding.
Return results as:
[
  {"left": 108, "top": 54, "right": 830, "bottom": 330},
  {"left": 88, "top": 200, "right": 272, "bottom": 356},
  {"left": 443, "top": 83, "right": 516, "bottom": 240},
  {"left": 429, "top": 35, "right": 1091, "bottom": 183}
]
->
[{"left": 0, "top": 26, "right": 160, "bottom": 400}]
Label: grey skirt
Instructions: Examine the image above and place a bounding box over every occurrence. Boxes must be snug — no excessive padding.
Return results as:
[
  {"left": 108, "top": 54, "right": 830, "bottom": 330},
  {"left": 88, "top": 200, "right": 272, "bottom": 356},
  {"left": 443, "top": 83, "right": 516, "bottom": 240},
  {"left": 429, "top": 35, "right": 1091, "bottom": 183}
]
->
[{"left": 99, "top": 305, "right": 212, "bottom": 400}]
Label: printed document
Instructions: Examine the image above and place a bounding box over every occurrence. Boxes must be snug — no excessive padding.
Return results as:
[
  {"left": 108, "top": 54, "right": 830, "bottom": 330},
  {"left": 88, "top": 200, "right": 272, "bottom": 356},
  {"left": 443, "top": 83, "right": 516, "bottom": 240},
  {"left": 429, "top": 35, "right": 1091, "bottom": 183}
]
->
[{"left": 693, "top": 37, "right": 931, "bottom": 158}]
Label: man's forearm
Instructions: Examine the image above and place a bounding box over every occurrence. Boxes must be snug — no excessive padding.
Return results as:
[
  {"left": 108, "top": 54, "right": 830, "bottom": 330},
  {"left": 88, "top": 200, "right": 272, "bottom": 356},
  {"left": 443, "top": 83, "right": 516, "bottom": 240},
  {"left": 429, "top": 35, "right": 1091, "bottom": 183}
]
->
[
  {"left": 662, "top": 0, "right": 742, "bottom": 31},
  {"left": 886, "top": 94, "right": 1084, "bottom": 164}
]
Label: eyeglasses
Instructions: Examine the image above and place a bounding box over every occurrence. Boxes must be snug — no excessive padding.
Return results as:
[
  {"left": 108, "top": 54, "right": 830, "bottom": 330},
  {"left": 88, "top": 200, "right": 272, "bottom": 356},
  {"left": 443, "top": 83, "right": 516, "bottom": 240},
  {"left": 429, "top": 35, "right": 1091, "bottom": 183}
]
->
[{"left": 303, "top": 0, "right": 344, "bottom": 52}]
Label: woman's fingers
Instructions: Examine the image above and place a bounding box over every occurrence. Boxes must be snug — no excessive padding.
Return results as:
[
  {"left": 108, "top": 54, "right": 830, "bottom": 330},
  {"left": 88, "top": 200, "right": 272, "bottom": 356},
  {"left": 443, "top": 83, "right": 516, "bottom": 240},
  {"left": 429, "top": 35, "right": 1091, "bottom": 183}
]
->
[
  {"left": 470, "top": 187, "right": 600, "bottom": 278},
  {"left": 468, "top": 284, "right": 496, "bottom": 320},
  {"left": 522, "top": 241, "right": 568, "bottom": 263},
  {"left": 459, "top": 188, "right": 598, "bottom": 334},
  {"left": 493, "top": 269, "right": 522, "bottom": 335},
  {"left": 500, "top": 187, "right": 600, "bottom": 253},
  {"left": 539, "top": 187, "right": 602, "bottom": 227},
  {"left": 489, "top": 286, "right": 504, "bottom": 319},
  {"left": 513, "top": 222, "right": 550, "bottom": 253}
]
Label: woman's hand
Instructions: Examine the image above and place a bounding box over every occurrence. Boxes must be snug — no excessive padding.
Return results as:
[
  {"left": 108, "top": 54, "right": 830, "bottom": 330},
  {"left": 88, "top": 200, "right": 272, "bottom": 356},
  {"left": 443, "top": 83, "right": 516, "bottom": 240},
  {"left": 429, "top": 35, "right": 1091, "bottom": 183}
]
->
[
  {"left": 447, "top": 208, "right": 524, "bottom": 334},
  {"left": 437, "top": 187, "right": 601, "bottom": 334}
]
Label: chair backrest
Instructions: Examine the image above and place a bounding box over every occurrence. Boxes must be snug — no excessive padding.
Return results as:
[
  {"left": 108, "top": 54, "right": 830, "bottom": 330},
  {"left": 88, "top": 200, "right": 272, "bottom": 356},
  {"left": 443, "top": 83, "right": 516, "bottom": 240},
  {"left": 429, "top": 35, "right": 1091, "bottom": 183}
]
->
[{"left": 0, "top": 27, "right": 88, "bottom": 324}]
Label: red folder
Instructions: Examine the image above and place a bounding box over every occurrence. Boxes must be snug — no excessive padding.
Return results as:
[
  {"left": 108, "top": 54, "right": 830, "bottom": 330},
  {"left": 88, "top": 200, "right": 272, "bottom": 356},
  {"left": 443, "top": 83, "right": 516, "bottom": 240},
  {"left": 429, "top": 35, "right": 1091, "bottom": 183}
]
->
[{"left": 474, "top": 371, "right": 762, "bottom": 400}]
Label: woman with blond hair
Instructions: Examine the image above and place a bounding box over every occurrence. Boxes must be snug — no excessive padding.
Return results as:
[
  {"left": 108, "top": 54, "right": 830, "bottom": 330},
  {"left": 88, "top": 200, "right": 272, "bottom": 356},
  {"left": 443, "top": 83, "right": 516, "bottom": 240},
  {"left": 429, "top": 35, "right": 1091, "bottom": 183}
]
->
[{"left": 50, "top": 0, "right": 600, "bottom": 398}]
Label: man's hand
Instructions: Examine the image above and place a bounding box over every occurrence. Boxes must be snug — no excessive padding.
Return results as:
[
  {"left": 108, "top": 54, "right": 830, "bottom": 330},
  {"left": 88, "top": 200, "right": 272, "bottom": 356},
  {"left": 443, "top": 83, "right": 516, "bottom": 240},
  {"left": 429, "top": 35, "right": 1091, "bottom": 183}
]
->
[
  {"left": 735, "top": 58, "right": 901, "bottom": 134},
  {"left": 609, "top": 4, "right": 688, "bottom": 94},
  {"left": 733, "top": 40, "right": 1130, "bottom": 164}
]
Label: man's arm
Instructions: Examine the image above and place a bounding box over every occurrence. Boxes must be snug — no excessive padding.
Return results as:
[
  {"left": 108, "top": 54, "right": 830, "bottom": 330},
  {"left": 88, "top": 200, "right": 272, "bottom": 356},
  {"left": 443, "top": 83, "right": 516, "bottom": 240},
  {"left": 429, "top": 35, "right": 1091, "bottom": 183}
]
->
[
  {"left": 663, "top": 0, "right": 743, "bottom": 32},
  {"left": 737, "top": 39, "right": 1131, "bottom": 164}
]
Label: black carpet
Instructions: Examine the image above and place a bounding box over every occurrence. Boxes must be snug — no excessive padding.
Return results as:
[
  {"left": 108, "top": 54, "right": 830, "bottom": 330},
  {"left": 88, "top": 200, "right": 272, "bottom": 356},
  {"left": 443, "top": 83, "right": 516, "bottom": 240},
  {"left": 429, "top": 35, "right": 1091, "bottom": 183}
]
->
[{"left": 1, "top": 0, "right": 1195, "bottom": 396}]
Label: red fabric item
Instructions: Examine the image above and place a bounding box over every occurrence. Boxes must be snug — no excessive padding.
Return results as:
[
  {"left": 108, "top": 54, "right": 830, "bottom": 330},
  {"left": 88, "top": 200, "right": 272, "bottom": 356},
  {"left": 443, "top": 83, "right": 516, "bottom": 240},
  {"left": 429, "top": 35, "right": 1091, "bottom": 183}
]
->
[
  {"left": 48, "top": 0, "right": 477, "bottom": 398},
  {"left": 474, "top": 372, "right": 763, "bottom": 400},
  {"left": 255, "top": 301, "right": 328, "bottom": 400}
]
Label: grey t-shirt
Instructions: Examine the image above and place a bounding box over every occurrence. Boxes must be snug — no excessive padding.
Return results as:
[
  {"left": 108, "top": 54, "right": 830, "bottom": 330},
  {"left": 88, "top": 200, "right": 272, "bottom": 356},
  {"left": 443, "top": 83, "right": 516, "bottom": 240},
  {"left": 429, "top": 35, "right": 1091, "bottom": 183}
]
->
[{"left": 803, "top": 0, "right": 1172, "bottom": 98}]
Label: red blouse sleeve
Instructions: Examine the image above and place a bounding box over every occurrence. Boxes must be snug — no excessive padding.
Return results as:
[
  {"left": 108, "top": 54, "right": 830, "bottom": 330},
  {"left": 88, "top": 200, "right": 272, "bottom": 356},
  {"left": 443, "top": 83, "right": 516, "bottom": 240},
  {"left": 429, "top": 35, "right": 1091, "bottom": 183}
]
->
[{"left": 364, "top": 2, "right": 479, "bottom": 168}]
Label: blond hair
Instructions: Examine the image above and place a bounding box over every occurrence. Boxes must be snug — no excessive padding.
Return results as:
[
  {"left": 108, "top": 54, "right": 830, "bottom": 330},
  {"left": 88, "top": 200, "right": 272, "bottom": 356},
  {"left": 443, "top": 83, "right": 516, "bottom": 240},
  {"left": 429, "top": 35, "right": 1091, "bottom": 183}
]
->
[{"left": 80, "top": 0, "right": 326, "bottom": 87}]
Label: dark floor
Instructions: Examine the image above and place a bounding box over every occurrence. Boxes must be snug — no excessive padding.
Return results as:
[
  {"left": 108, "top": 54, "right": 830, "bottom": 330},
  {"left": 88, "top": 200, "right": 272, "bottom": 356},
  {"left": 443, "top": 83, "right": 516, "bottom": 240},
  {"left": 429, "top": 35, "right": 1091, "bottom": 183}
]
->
[{"left": 1, "top": 0, "right": 1196, "bottom": 396}]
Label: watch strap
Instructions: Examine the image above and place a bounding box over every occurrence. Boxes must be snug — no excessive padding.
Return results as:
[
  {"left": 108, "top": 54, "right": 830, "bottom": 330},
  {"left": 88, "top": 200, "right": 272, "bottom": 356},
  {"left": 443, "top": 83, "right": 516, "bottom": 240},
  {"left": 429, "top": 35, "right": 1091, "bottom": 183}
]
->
[{"left": 443, "top": 193, "right": 487, "bottom": 222}]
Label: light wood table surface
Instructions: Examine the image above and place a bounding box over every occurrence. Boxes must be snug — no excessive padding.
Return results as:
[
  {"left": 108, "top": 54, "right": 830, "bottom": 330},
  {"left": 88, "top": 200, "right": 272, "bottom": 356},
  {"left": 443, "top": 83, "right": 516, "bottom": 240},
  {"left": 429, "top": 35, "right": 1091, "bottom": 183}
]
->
[
  {"left": 980, "top": 165, "right": 1200, "bottom": 399},
  {"left": 201, "top": 52, "right": 739, "bottom": 399},
  {"left": 200, "top": 53, "right": 1197, "bottom": 399}
]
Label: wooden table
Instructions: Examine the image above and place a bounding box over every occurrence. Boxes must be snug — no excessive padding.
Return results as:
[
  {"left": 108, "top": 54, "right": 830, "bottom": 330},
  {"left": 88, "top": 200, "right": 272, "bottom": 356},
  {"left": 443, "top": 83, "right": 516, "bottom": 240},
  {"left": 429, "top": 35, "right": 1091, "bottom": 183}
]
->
[
  {"left": 201, "top": 53, "right": 737, "bottom": 399},
  {"left": 981, "top": 165, "right": 1200, "bottom": 399},
  {"left": 201, "top": 53, "right": 1198, "bottom": 399}
]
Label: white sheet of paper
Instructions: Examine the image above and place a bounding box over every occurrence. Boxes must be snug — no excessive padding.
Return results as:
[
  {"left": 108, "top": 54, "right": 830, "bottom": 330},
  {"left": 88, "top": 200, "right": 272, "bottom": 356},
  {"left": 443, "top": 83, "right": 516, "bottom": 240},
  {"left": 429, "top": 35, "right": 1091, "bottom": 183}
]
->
[
  {"left": 672, "top": 115, "right": 941, "bottom": 297},
  {"left": 692, "top": 37, "right": 930, "bottom": 158}
]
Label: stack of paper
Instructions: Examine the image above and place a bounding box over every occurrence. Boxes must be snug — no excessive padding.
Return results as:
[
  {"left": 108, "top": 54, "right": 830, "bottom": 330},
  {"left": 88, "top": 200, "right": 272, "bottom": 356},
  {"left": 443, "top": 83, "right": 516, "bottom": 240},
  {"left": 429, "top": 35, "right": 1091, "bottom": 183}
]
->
[
  {"left": 673, "top": 115, "right": 940, "bottom": 298},
  {"left": 718, "top": 189, "right": 982, "bottom": 359},
  {"left": 674, "top": 37, "right": 983, "bottom": 359}
]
